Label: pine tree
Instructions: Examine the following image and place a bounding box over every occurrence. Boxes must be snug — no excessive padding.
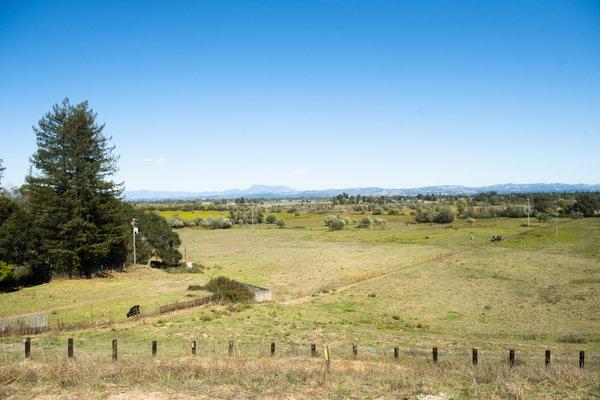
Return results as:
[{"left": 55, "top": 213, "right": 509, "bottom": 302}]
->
[{"left": 24, "top": 99, "right": 126, "bottom": 277}]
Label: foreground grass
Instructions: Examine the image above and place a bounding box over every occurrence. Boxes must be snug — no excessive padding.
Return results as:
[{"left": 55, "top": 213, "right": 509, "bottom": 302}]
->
[{"left": 0, "top": 356, "right": 598, "bottom": 399}]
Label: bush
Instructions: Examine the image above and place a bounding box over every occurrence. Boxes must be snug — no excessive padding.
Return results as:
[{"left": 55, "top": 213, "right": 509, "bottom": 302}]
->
[
  {"left": 203, "top": 276, "right": 254, "bottom": 302},
  {"left": 387, "top": 207, "right": 400, "bottom": 215},
  {"left": 329, "top": 218, "right": 346, "bottom": 231},
  {"left": 0, "top": 261, "right": 15, "bottom": 290},
  {"left": 167, "top": 217, "right": 185, "bottom": 229},
  {"left": 415, "top": 205, "right": 455, "bottom": 224},
  {"left": 371, "top": 205, "right": 383, "bottom": 215},
  {"left": 202, "top": 216, "right": 232, "bottom": 229},
  {"left": 275, "top": 218, "right": 286, "bottom": 228},
  {"left": 373, "top": 217, "right": 387, "bottom": 226},
  {"left": 536, "top": 212, "right": 550, "bottom": 222},
  {"left": 357, "top": 217, "right": 373, "bottom": 229},
  {"left": 266, "top": 214, "right": 278, "bottom": 224},
  {"left": 324, "top": 215, "right": 338, "bottom": 227},
  {"left": 466, "top": 216, "right": 475, "bottom": 225}
]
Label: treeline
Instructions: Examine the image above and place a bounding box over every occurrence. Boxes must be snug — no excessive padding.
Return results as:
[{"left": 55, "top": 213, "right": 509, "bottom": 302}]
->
[{"left": 0, "top": 99, "right": 181, "bottom": 290}]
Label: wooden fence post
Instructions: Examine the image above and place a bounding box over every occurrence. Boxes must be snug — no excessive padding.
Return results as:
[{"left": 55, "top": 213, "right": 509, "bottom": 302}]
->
[
  {"left": 472, "top": 348, "right": 478, "bottom": 365},
  {"left": 394, "top": 347, "right": 399, "bottom": 359},
  {"left": 112, "top": 339, "right": 117, "bottom": 362},
  {"left": 432, "top": 347, "right": 438, "bottom": 363},
  {"left": 579, "top": 351, "right": 585, "bottom": 369},
  {"left": 271, "top": 342, "right": 275, "bottom": 357},
  {"left": 324, "top": 345, "right": 331, "bottom": 372},
  {"left": 352, "top": 344, "right": 357, "bottom": 359},
  {"left": 67, "top": 338, "right": 74, "bottom": 358},
  {"left": 311, "top": 343, "right": 317, "bottom": 357},
  {"left": 152, "top": 340, "right": 157, "bottom": 356},
  {"left": 228, "top": 341, "right": 234, "bottom": 357},
  {"left": 24, "top": 337, "right": 31, "bottom": 359},
  {"left": 509, "top": 349, "right": 515, "bottom": 367},
  {"left": 191, "top": 341, "right": 197, "bottom": 355},
  {"left": 545, "top": 350, "right": 551, "bottom": 367}
]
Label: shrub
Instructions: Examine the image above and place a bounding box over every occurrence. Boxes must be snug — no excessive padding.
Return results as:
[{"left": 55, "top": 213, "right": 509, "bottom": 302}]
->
[
  {"left": 275, "top": 218, "right": 286, "bottom": 228},
  {"left": 536, "top": 212, "right": 550, "bottom": 222},
  {"left": 167, "top": 217, "right": 185, "bottom": 229},
  {"left": 329, "top": 218, "right": 346, "bottom": 231},
  {"left": 415, "top": 205, "right": 455, "bottom": 224},
  {"left": 387, "top": 208, "right": 400, "bottom": 215},
  {"left": 187, "top": 284, "right": 203, "bottom": 291},
  {"left": 202, "top": 216, "right": 232, "bottom": 229},
  {"left": 324, "top": 215, "right": 338, "bottom": 227},
  {"left": 371, "top": 205, "right": 383, "bottom": 215},
  {"left": 266, "top": 214, "right": 278, "bottom": 224},
  {"left": 373, "top": 217, "right": 387, "bottom": 226},
  {"left": 357, "top": 217, "right": 373, "bottom": 229},
  {"left": 0, "top": 261, "right": 15, "bottom": 290},
  {"left": 203, "top": 276, "right": 254, "bottom": 302},
  {"left": 466, "top": 216, "right": 475, "bottom": 225}
]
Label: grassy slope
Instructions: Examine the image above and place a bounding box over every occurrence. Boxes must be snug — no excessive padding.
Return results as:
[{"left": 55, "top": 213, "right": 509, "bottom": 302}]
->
[{"left": 0, "top": 216, "right": 598, "bottom": 398}]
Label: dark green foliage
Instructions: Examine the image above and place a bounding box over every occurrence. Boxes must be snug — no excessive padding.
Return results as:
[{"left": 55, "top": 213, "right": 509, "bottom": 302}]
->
[
  {"left": 203, "top": 276, "right": 254, "bottom": 303},
  {"left": 0, "top": 158, "right": 4, "bottom": 186},
  {"left": 23, "top": 99, "right": 126, "bottom": 277},
  {"left": 0, "top": 197, "right": 49, "bottom": 284},
  {"left": 572, "top": 193, "right": 600, "bottom": 217},
  {"left": 266, "top": 214, "right": 278, "bottom": 224},
  {"left": 415, "top": 205, "right": 455, "bottom": 223},
  {"left": 0, "top": 261, "right": 15, "bottom": 290},
  {"left": 357, "top": 217, "right": 373, "bottom": 228},
  {"left": 229, "top": 208, "right": 263, "bottom": 224},
  {"left": 122, "top": 205, "right": 182, "bottom": 267},
  {"left": 202, "top": 216, "right": 232, "bottom": 229},
  {"left": 275, "top": 218, "right": 285, "bottom": 228}
]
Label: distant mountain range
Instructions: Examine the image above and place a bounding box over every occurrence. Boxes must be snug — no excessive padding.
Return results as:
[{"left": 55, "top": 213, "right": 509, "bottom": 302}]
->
[{"left": 124, "top": 183, "right": 600, "bottom": 201}]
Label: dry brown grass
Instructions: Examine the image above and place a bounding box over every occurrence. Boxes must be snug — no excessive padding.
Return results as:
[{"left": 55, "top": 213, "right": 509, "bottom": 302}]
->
[{"left": 0, "top": 356, "right": 598, "bottom": 399}]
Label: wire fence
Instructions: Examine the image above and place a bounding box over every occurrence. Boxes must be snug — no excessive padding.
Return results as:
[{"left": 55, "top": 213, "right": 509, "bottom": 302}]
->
[{"left": 1, "top": 337, "right": 597, "bottom": 370}]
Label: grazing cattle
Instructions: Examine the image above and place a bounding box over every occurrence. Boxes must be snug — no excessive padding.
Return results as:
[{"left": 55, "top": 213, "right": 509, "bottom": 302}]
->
[
  {"left": 491, "top": 235, "right": 503, "bottom": 242},
  {"left": 425, "top": 236, "right": 430, "bottom": 239},
  {"left": 127, "top": 305, "right": 141, "bottom": 318}
]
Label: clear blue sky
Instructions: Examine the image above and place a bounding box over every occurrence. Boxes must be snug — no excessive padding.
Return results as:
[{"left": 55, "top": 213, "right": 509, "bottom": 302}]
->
[{"left": 1, "top": 0, "right": 599, "bottom": 191}]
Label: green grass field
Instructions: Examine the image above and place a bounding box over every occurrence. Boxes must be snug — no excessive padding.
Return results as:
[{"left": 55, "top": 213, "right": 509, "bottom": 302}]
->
[{"left": 1, "top": 215, "right": 599, "bottom": 399}]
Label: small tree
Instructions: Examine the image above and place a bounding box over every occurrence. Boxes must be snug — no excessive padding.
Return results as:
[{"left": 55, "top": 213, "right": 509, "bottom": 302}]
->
[
  {"left": 275, "top": 218, "right": 286, "bottom": 228},
  {"left": 358, "top": 217, "right": 373, "bottom": 229}
]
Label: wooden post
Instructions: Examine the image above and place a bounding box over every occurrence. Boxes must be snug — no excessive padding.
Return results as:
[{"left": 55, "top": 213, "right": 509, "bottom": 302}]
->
[
  {"left": 509, "top": 349, "right": 515, "bottom": 367},
  {"left": 324, "top": 345, "right": 331, "bottom": 372},
  {"left": 472, "top": 348, "right": 478, "bottom": 365},
  {"left": 67, "top": 338, "right": 74, "bottom": 358},
  {"left": 271, "top": 342, "right": 275, "bottom": 357},
  {"left": 352, "top": 344, "right": 357, "bottom": 359},
  {"left": 432, "top": 347, "right": 438, "bottom": 363},
  {"left": 579, "top": 351, "right": 585, "bottom": 369},
  {"left": 228, "top": 341, "right": 234, "bottom": 357},
  {"left": 311, "top": 343, "right": 317, "bottom": 357},
  {"left": 112, "top": 339, "right": 117, "bottom": 362},
  {"left": 191, "top": 341, "right": 197, "bottom": 355},
  {"left": 152, "top": 340, "right": 157, "bottom": 356},
  {"left": 545, "top": 350, "right": 551, "bottom": 367},
  {"left": 394, "top": 347, "right": 399, "bottom": 359},
  {"left": 24, "top": 337, "right": 31, "bottom": 359}
]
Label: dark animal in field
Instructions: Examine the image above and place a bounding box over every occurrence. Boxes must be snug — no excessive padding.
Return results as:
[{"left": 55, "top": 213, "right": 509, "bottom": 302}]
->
[
  {"left": 127, "top": 305, "right": 141, "bottom": 318},
  {"left": 425, "top": 236, "right": 430, "bottom": 239},
  {"left": 491, "top": 236, "right": 503, "bottom": 242}
]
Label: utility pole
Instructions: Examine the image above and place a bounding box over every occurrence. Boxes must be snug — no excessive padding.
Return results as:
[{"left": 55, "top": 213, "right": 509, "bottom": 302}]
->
[
  {"left": 131, "top": 218, "right": 138, "bottom": 266},
  {"left": 527, "top": 198, "right": 530, "bottom": 227},
  {"left": 555, "top": 210, "right": 558, "bottom": 238}
]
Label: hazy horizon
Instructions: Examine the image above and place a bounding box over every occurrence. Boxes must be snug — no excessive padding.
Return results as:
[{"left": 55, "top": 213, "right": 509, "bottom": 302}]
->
[{"left": 1, "top": 1, "right": 599, "bottom": 191}]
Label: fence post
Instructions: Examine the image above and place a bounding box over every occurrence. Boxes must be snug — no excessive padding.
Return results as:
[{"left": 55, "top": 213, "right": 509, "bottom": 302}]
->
[
  {"left": 311, "top": 343, "right": 317, "bottom": 357},
  {"left": 579, "top": 351, "right": 585, "bottom": 369},
  {"left": 271, "top": 342, "right": 275, "bottom": 357},
  {"left": 67, "top": 338, "right": 74, "bottom": 358},
  {"left": 324, "top": 345, "right": 331, "bottom": 372},
  {"left": 472, "top": 348, "right": 478, "bottom": 365},
  {"left": 24, "top": 337, "right": 31, "bottom": 359},
  {"left": 191, "top": 340, "right": 197, "bottom": 355},
  {"left": 228, "top": 341, "right": 234, "bottom": 357},
  {"left": 352, "top": 344, "right": 357, "bottom": 359},
  {"left": 394, "top": 347, "right": 399, "bottom": 359},
  {"left": 152, "top": 340, "right": 157, "bottom": 357},
  {"left": 112, "top": 339, "right": 117, "bottom": 362},
  {"left": 545, "top": 350, "right": 551, "bottom": 367},
  {"left": 509, "top": 349, "right": 515, "bottom": 367},
  {"left": 432, "top": 347, "right": 438, "bottom": 363}
]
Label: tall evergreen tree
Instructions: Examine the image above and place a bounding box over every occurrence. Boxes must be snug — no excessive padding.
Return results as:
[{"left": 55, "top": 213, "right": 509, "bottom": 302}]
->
[{"left": 24, "top": 99, "right": 126, "bottom": 277}]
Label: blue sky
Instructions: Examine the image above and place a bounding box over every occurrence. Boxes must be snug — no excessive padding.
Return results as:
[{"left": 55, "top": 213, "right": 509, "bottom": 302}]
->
[{"left": 1, "top": 0, "right": 599, "bottom": 191}]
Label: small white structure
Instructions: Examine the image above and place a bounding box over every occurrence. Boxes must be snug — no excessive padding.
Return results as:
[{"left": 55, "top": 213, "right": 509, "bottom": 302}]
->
[{"left": 242, "top": 283, "right": 272, "bottom": 302}]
